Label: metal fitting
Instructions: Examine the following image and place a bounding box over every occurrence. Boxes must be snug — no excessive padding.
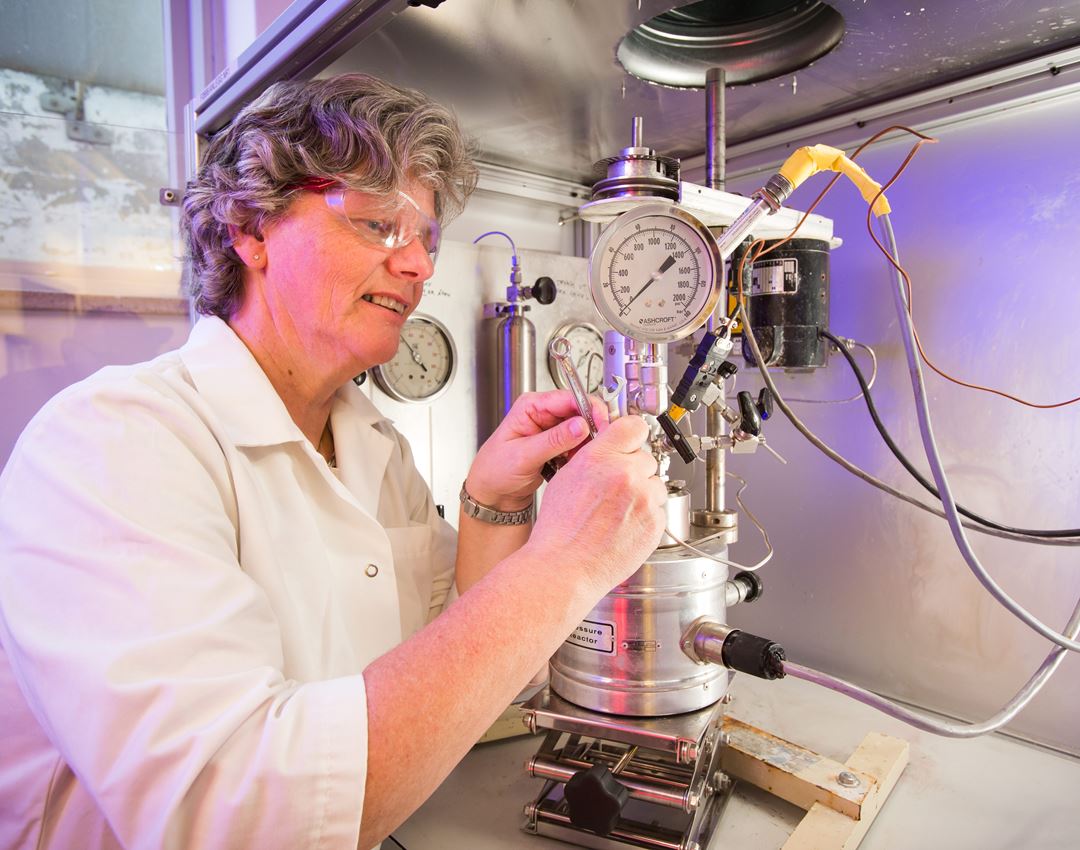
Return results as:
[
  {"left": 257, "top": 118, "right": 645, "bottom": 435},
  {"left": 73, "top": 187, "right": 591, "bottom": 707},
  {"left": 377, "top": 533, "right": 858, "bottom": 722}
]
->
[
  {"left": 757, "top": 173, "right": 795, "bottom": 211},
  {"left": 681, "top": 617, "right": 733, "bottom": 666}
]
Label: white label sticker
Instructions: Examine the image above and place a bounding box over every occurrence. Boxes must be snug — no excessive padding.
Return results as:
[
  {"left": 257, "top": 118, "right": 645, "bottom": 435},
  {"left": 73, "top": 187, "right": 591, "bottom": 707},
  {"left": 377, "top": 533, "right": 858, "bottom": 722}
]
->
[
  {"left": 567, "top": 619, "right": 616, "bottom": 653},
  {"left": 751, "top": 258, "right": 799, "bottom": 295}
]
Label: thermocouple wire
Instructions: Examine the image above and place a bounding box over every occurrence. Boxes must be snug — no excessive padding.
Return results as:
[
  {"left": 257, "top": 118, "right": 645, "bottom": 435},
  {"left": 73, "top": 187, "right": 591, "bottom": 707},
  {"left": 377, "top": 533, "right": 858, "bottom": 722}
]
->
[
  {"left": 738, "top": 309, "right": 1080, "bottom": 547},
  {"left": 821, "top": 328, "right": 1080, "bottom": 539},
  {"left": 878, "top": 214, "right": 1080, "bottom": 652},
  {"left": 665, "top": 472, "right": 773, "bottom": 572}
]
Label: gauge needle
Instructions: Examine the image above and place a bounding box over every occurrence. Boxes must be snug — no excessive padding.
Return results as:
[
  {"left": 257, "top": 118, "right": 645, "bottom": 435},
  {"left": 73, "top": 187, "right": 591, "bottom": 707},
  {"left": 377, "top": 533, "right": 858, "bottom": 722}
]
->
[
  {"left": 621, "top": 255, "right": 676, "bottom": 315},
  {"left": 400, "top": 336, "right": 428, "bottom": 372}
]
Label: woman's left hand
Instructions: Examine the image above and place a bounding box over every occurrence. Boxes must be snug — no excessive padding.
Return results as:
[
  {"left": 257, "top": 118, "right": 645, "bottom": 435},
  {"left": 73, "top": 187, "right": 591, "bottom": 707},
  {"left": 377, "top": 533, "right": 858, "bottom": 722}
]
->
[{"left": 465, "top": 390, "right": 609, "bottom": 512}]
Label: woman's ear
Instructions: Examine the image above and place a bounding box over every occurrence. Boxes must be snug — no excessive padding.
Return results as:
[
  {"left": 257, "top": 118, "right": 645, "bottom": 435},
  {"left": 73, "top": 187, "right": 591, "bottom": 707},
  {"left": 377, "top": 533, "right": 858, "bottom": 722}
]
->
[{"left": 229, "top": 225, "right": 266, "bottom": 267}]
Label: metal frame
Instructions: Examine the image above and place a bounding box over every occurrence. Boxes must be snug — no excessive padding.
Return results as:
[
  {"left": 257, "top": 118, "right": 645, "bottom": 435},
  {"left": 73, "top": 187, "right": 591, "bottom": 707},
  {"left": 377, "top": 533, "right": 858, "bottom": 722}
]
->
[
  {"left": 192, "top": 0, "right": 410, "bottom": 137},
  {"left": 698, "top": 44, "right": 1080, "bottom": 179}
]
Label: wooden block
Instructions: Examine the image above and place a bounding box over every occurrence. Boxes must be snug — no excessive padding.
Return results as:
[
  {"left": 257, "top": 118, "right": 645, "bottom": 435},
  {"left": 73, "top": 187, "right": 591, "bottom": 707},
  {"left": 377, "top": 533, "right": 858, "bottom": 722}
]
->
[
  {"left": 721, "top": 716, "right": 875, "bottom": 819},
  {"left": 782, "top": 732, "right": 909, "bottom": 850}
]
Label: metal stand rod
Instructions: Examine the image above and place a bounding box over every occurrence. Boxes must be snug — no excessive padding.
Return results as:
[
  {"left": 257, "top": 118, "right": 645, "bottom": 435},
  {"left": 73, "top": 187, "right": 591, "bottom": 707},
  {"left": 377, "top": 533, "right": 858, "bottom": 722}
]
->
[
  {"left": 528, "top": 804, "right": 686, "bottom": 850},
  {"left": 704, "top": 67, "right": 726, "bottom": 517},
  {"left": 705, "top": 68, "right": 725, "bottom": 192},
  {"left": 527, "top": 754, "right": 695, "bottom": 813}
]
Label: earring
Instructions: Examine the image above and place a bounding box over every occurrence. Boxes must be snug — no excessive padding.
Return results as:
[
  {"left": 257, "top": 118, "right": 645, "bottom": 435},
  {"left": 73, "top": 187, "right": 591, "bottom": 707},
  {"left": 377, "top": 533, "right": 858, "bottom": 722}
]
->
[{"left": 253, "top": 254, "right": 261, "bottom": 261}]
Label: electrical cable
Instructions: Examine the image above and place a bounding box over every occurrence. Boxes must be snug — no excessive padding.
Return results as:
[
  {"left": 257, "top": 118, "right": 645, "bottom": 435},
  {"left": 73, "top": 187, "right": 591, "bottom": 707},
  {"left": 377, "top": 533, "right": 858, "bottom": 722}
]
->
[
  {"left": 386, "top": 835, "right": 409, "bottom": 850},
  {"left": 733, "top": 128, "right": 1080, "bottom": 547},
  {"left": 739, "top": 308, "right": 1080, "bottom": 546},
  {"left": 782, "top": 340, "right": 878, "bottom": 404},
  {"left": 821, "top": 328, "right": 1080, "bottom": 539},
  {"left": 781, "top": 579, "right": 1080, "bottom": 737},
  {"left": 877, "top": 213, "right": 1080, "bottom": 651}
]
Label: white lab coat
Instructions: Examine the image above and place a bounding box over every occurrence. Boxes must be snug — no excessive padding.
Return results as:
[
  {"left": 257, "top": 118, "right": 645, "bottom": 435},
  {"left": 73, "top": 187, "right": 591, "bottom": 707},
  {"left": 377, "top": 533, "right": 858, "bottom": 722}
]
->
[{"left": 0, "top": 316, "right": 457, "bottom": 850}]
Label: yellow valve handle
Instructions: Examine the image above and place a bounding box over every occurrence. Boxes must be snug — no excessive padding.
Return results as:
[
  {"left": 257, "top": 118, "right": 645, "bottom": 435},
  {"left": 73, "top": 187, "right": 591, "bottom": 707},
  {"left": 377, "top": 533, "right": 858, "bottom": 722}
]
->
[{"left": 778, "top": 144, "right": 892, "bottom": 217}]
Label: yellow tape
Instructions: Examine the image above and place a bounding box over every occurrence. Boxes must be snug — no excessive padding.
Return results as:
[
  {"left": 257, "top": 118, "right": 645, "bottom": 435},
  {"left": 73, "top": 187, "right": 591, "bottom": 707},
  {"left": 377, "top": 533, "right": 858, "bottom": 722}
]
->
[
  {"left": 667, "top": 405, "right": 687, "bottom": 422},
  {"left": 778, "top": 144, "right": 892, "bottom": 217}
]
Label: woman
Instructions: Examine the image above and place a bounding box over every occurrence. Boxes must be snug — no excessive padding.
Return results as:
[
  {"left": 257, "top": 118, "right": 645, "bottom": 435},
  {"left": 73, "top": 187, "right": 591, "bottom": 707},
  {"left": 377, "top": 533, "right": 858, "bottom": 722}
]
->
[{"left": 0, "top": 75, "right": 666, "bottom": 849}]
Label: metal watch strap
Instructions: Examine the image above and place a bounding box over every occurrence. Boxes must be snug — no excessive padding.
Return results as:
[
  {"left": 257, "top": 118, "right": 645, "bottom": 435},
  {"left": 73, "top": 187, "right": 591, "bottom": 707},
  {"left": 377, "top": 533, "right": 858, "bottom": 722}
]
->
[{"left": 459, "top": 482, "right": 533, "bottom": 526}]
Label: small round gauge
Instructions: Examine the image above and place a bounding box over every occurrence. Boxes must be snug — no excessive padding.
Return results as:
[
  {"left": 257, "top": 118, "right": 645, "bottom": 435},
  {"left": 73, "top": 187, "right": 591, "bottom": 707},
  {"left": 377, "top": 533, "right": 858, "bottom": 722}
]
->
[
  {"left": 371, "top": 314, "right": 457, "bottom": 403},
  {"left": 590, "top": 202, "right": 722, "bottom": 344},
  {"left": 547, "top": 321, "right": 605, "bottom": 394}
]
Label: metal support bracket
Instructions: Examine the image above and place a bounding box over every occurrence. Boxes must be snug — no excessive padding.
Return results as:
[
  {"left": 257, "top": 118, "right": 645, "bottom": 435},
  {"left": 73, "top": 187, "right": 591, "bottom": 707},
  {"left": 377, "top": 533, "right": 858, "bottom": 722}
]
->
[{"left": 39, "top": 84, "right": 113, "bottom": 146}]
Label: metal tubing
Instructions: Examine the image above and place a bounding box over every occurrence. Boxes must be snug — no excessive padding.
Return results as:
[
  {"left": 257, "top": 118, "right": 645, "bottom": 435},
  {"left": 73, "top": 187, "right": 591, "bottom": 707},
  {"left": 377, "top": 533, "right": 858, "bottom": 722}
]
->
[
  {"left": 705, "top": 68, "right": 726, "bottom": 192},
  {"left": 527, "top": 754, "right": 694, "bottom": 813},
  {"left": 681, "top": 619, "right": 733, "bottom": 667},
  {"left": 705, "top": 67, "right": 726, "bottom": 516}
]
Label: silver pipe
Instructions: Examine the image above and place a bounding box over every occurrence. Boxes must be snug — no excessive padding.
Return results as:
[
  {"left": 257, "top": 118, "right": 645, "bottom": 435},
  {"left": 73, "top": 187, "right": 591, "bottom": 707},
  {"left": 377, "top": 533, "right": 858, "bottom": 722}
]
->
[
  {"left": 705, "top": 68, "right": 725, "bottom": 192},
  {"left": 705, "top": 67, "right": 726, "bottom": 514},
  {"left": 631, "top": 115, "right": 644, "bottom": 148},
  {"left": 527, "top": 754, "right": 694, "bottom": 812}
]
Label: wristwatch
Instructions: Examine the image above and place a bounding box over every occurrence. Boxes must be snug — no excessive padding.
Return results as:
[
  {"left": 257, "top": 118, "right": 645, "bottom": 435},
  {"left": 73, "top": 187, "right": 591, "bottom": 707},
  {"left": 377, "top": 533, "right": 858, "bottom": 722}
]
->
[{"left": 459, "top": 481, "right": 534, "bottom": 526}]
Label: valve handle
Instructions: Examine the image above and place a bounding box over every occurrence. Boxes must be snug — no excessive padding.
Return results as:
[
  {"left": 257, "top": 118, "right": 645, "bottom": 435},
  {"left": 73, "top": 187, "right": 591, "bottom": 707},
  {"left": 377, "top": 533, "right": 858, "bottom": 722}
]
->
[
  {"left": 737, "top": 390, "right": 762, "bottom": 437},
  {"left": 756, "top": 387, "right": 774, "bottom": 421},
  {"left": 563, "top": 764, "right": 629, "bottom": 835},
  {"left": 531, "top": 276, "right": 557, "bottom": 305}
]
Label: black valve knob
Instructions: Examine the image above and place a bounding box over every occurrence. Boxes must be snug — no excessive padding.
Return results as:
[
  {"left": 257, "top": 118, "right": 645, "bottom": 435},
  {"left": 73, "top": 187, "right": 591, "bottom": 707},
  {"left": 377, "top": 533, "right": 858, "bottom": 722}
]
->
[
  {"left": 563, "top": 764, "right": 629, "bottom": 835},
  {"left": 531, "top": 276, "right": 557, "bottom": 305},
  {"left": 736, "top": 390, "right": 762, "bottom": 436},
  {"left": 756, "top": 387, "right": 774, "bottom": 421}
]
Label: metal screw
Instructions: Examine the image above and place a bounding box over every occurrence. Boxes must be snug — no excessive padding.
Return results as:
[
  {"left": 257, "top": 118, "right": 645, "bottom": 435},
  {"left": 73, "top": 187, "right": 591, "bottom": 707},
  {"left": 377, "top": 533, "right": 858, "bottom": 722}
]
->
[
  {"left": 837, "top": 770, "right": 861, "bottom": 788},
  {"left": 721, "top": 692, "right": 733, "bottom": 704},
  {"left": 719, "top": 732, "right": 731, "bottom": 747}
]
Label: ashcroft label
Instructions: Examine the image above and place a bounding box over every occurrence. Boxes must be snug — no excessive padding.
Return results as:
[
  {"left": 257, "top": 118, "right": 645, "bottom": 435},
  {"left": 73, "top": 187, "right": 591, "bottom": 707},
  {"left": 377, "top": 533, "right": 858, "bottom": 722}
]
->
[{"left": 566, "top": 619, "right": 616, "bottom": 653}]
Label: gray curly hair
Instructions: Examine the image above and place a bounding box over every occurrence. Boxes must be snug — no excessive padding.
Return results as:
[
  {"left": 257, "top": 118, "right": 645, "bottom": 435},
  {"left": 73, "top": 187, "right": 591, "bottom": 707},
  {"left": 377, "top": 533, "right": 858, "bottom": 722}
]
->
[{"left": 180, "top": 74, "right": 478, "bottom": 319}]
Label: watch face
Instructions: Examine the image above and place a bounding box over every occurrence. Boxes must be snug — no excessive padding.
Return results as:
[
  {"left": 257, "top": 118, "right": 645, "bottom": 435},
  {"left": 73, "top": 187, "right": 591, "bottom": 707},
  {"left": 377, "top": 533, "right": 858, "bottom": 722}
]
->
[
  {"left": 548, "top": 321, "right": 606, "bottom": 394},
  {"left": 371, "top": 314, "right": 457, "bottom": 403}
]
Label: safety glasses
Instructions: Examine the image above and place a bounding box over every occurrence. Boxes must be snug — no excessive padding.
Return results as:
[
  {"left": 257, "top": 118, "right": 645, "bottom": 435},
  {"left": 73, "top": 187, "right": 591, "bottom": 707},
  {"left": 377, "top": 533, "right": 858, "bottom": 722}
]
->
[{"left": 290, "top": 177, "right": 440, "bottom": 260}]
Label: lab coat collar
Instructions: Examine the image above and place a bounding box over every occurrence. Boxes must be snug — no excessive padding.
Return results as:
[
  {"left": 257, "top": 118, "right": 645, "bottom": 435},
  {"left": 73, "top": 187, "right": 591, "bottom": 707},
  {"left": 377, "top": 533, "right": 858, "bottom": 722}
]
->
[{"left": 179, "top": 316, "right": 389, "bottom": 448}]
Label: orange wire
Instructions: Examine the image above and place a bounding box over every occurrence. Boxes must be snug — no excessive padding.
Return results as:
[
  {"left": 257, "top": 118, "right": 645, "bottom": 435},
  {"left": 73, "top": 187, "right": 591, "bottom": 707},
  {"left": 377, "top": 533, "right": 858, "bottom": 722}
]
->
[{"left": 734, "top": 125, "right": 1080, "bottom": 409}]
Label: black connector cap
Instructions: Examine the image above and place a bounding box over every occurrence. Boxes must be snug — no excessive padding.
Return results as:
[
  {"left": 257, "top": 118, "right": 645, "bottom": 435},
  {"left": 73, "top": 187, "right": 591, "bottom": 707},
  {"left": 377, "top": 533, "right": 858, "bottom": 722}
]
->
[
  {"left": 721, "top": 629, "right": 786, "bottom": 680},
  {"left": 658, "top": 412, "right": 698, "bottom": 464},
  {"left": 532, "top": 276, "right": 557, "bottom": 305},
  {"left": 564, "top": 764, "right": 629, "bottom": 835}
]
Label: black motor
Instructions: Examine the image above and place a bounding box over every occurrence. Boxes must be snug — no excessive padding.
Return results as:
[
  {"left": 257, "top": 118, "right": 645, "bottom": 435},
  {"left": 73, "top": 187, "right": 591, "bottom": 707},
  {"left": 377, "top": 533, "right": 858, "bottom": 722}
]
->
[{"left": 740, "top": 237, "right": 830, "bottom": 369}]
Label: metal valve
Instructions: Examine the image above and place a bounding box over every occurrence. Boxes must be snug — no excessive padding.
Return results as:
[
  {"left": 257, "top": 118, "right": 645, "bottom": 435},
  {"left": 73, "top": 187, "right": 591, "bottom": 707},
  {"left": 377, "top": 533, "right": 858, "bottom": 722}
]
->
[{"left": 525, "top": 276, "right": 557, "bottom": 305}]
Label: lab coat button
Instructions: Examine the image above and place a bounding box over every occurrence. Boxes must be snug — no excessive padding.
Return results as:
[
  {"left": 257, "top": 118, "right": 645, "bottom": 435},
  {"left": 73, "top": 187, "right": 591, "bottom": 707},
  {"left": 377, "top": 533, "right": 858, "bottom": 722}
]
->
[{"left": 364, "top": 563, "right": 379, "bottom": 578}]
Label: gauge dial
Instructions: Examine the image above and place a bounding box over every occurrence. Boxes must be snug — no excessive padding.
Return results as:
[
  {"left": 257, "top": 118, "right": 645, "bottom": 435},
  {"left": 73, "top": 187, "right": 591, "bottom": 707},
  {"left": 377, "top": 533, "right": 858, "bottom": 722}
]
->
[
  {"left": 590, "top": 202, "right": 722, "bottom": 344},
  {"left": 371, "top": 314, "right": 457, "bottom": 403},
  {"left": 547, "top": 321, "right": 605, "bottom": 394}
]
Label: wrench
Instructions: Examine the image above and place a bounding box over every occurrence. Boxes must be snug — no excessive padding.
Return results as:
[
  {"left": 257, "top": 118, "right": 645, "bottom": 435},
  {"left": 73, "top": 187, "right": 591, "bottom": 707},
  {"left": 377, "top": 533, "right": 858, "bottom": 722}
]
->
[
  {"left": 549, "top": 336, "right": 599, "bottom": 437},
  {"left": 601, "top": 375, "right": 625, "bottom": 422},
  {"left": 541, "top": 336, "right": 602, "bottom": 480}
]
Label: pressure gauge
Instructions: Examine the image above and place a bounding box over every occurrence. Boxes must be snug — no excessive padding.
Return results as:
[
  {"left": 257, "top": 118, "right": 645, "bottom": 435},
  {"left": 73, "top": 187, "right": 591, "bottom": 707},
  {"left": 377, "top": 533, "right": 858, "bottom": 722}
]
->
[
  {"left": 371, "top": 314, "right": 457, "bottom": 403},
  {"left": 547, "top": 321, "right": 605, "bottom": 394},
  {"left": 590, "top": 202, "right": 722, "bottom": 344}
]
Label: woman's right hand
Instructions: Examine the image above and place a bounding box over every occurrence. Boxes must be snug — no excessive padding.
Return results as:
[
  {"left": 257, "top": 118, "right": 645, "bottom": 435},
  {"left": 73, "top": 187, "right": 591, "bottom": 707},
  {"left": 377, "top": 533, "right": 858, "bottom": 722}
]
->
[{"left": 527, "top": 415, "right": 668, "bottom": 594}]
